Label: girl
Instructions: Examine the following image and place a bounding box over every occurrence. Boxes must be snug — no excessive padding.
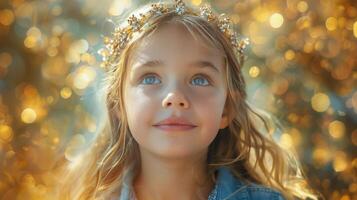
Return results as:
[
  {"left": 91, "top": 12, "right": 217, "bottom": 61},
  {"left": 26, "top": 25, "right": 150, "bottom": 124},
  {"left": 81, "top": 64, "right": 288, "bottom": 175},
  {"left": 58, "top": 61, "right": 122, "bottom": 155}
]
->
[{"left": 54, "top": 0, "right": 320, "bottom": 199}]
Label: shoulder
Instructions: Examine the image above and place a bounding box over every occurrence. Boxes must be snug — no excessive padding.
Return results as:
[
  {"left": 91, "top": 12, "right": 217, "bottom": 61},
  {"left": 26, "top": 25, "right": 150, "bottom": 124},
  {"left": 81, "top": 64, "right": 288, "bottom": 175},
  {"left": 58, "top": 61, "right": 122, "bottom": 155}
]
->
[
  {"left": 243, "top": 183, "right": 285, "bottom": 200},
  {"left": 214, "top": 167, "right": 286, "bottom": 200}
]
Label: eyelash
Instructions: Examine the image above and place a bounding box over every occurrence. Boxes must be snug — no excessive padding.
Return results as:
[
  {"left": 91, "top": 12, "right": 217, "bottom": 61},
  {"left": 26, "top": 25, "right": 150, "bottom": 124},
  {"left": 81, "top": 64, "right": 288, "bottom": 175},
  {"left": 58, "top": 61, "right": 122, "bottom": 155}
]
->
[{"left": 139, "top": 73, "right": 212, "bottom": 86}]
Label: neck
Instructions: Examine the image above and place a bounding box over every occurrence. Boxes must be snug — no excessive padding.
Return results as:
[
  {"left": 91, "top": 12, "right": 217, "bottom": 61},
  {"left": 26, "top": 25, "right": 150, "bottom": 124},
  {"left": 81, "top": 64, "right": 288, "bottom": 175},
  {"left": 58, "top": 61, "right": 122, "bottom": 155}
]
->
[{"left": 133, "top": 149, "right": 215, "bottom": 200}]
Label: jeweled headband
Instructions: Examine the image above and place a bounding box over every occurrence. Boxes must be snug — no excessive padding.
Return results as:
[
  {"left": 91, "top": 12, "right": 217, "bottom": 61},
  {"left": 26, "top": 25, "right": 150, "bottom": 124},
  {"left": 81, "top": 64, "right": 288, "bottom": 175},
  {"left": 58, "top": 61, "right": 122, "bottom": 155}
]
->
[{"left": 99, "top": 0, "right": 250, "bottom": 69}]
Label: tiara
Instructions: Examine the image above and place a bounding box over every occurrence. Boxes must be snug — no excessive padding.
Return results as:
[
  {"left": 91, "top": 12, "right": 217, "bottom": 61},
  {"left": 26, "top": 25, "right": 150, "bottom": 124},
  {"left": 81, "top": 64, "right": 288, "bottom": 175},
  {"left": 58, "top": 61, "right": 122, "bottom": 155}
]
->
[{"left": 98, "top": 0, "right": 250, "bottom": 69}]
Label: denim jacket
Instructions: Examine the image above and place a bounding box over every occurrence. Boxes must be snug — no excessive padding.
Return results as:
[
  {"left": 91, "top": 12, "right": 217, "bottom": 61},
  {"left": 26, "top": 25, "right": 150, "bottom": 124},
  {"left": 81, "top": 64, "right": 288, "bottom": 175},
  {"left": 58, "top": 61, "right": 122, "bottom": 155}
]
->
[{"left": 119, "top": 165, "right": 285, "bottom": 200}]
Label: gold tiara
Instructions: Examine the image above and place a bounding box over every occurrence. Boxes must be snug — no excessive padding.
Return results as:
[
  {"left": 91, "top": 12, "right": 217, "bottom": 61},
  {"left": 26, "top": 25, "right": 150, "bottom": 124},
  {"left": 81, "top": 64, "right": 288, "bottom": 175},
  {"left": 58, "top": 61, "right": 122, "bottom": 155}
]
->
[{"left": 98, "top": 0, "right": 250, "bottom": 69}]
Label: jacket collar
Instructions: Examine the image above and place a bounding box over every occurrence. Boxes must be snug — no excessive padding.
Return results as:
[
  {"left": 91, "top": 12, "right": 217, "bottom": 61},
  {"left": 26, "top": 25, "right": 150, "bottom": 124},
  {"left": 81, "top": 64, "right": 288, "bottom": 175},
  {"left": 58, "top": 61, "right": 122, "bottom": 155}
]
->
[
  {"left": 119, "top": 165, "right": 250, "bottom": 200},
  {"left": 215, "top": 166, "right": 249, "bottom": 200}
]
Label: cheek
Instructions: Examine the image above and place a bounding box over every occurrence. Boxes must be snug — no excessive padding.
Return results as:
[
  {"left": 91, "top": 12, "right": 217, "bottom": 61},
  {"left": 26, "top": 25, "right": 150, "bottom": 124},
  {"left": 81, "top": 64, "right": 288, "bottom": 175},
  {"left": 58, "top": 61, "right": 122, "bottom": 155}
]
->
[
  {"left": 193, "top": 90, "right": 226, "bottom": 128},
  {"left": 124, "top": 87, "right": 158, "bottom": 131}
]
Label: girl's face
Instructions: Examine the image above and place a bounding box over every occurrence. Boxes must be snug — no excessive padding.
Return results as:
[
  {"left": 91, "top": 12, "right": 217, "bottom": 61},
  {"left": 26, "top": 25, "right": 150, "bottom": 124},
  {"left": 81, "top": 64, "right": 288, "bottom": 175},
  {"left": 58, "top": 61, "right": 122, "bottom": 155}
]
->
[{"left": 123, "top": 23, "right": 229, "bottom": 159}]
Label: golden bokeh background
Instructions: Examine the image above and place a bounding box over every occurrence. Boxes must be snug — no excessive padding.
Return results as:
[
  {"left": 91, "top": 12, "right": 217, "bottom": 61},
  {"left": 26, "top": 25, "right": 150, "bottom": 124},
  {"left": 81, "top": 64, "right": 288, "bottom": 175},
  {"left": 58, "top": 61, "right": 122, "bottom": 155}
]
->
[{"left": 0, "top": 0, "right": 356, "bottom": 199}]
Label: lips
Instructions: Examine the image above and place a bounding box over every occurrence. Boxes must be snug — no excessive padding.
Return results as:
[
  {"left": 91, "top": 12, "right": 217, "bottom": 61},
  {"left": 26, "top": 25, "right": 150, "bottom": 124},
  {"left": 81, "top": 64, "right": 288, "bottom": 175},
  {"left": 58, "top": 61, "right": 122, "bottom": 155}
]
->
[
  {"left": 153, "top": 116, "right": 197, "bottom": 131},
  {"left": 153, "top": 124, "right": 196, "bottom": 131}
]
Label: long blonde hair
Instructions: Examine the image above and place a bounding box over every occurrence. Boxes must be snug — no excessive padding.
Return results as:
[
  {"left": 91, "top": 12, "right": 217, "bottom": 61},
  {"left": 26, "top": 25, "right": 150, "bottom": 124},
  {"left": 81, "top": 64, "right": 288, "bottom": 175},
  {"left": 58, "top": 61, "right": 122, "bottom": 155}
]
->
[{"left": 53, "top": 1, "right": 320, "bottom": 199}]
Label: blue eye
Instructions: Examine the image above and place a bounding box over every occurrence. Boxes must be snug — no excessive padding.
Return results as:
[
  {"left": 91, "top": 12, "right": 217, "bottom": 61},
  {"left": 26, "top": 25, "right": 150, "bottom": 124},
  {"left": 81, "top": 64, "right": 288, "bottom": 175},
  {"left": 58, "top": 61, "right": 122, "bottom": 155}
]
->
[
  {"left": 140, "top": 74, "right": 211, "bottom": 86},
  {"left": 141, "top": 74, "right": 161, "bottom": 85},
  {"left": 192, "top": 75, "right": 210, "bottom": 86}
]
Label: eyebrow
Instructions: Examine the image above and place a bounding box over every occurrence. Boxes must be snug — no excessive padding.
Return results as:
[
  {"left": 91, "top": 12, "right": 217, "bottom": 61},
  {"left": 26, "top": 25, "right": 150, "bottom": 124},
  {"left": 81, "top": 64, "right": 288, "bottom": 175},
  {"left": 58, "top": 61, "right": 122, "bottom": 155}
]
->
[{"left": 134, "top": 59, "right": 220, "bottom": 73}]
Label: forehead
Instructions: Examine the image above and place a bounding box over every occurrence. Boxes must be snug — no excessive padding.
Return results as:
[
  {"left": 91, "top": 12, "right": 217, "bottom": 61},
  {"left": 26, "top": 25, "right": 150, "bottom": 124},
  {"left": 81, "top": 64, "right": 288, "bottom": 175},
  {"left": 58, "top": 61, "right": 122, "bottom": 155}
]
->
[{"left": 128, "top": 22, "right": 225, "bottom": 69}]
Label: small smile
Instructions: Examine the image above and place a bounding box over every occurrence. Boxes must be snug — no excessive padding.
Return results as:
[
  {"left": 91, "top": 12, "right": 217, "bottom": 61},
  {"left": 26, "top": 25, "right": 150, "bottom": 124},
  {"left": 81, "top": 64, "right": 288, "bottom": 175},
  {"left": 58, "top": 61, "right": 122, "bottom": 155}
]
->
[{"left": 153, "top": 124, "right": 197, "bottom": 131}]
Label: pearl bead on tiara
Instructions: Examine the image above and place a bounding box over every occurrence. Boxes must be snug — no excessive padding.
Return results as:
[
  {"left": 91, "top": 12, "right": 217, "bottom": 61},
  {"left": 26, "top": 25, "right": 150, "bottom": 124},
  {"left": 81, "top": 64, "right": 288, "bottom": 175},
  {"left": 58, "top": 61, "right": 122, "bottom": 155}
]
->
[{"left": 98, "top": 0, "right": 250, "bottom": 70}]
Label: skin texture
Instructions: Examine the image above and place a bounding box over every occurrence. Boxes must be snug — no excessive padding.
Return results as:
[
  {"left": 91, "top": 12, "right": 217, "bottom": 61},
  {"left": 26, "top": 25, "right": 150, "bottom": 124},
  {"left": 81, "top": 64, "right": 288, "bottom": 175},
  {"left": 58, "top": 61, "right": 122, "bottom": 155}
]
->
[{"left": 123, "top": 22, "right": 229, "bottom": 200}]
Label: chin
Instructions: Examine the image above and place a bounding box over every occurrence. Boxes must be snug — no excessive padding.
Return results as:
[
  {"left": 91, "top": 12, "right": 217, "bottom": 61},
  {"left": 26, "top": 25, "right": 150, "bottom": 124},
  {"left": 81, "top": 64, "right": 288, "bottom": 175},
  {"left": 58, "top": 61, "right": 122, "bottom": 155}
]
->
[{"left": 149, "top": 145, "right": 206, "bottom": 160}]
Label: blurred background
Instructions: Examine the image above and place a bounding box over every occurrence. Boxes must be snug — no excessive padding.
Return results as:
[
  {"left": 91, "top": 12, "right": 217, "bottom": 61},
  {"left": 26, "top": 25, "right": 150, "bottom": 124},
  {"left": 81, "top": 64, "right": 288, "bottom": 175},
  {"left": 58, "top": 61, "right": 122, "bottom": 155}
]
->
[{"left": 0, "top": 0, "right": 356, "bottom": 199}]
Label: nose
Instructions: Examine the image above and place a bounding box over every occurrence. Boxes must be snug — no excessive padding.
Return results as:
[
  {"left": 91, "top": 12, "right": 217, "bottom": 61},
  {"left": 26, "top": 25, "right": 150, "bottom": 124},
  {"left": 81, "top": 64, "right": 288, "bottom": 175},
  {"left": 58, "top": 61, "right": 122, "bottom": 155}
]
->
[{"left": 162, "top": 92, "right": 189, "bottom": 109}]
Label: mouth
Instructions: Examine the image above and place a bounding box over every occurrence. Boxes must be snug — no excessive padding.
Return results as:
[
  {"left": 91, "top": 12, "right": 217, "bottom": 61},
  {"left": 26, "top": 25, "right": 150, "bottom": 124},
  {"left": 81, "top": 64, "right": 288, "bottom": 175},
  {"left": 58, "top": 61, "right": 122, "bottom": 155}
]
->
[
  {"left": 153, "top": 124, "right": 197, "bottom": 131},
  {"left": 153, "top": 115, "right": 197, "bottom": 132}
]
